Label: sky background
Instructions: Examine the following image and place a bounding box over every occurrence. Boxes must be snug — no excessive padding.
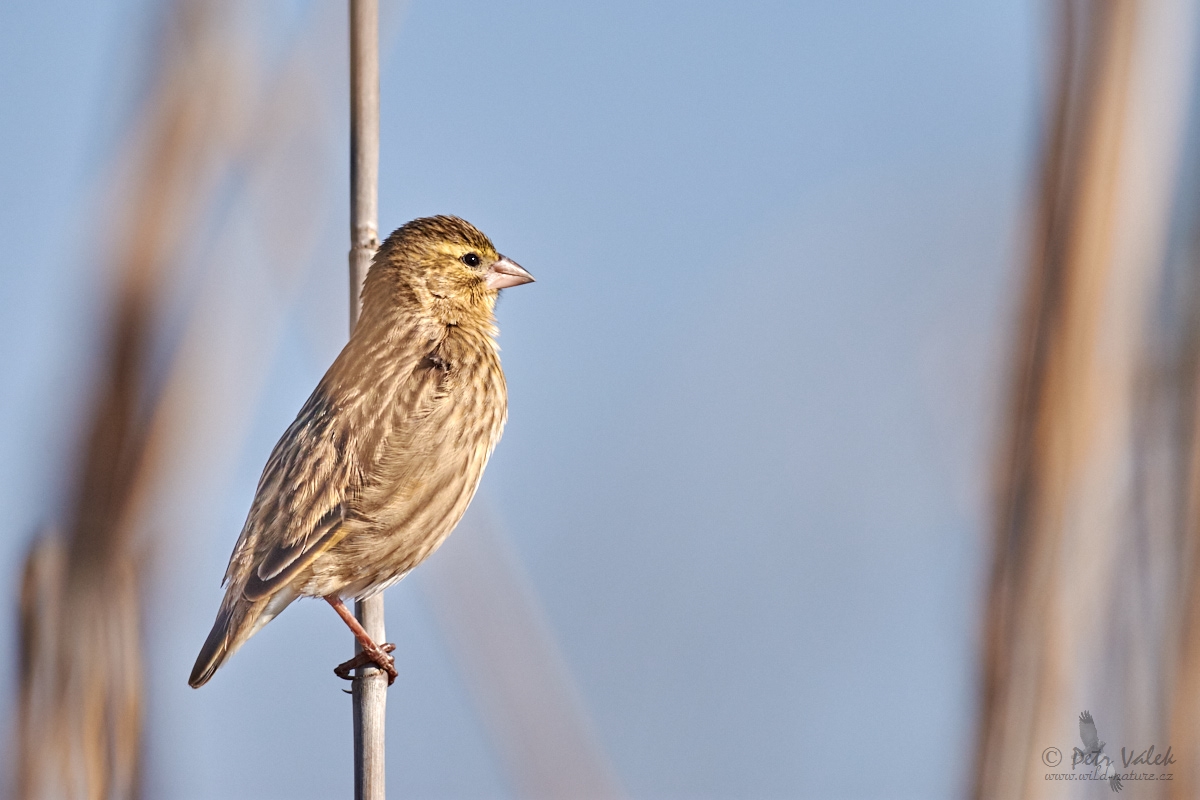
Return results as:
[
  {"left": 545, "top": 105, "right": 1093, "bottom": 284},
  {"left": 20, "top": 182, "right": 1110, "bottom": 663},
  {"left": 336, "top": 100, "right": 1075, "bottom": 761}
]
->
[{"left": 0, "top": 1, "right": 1039, "bottom": 798}]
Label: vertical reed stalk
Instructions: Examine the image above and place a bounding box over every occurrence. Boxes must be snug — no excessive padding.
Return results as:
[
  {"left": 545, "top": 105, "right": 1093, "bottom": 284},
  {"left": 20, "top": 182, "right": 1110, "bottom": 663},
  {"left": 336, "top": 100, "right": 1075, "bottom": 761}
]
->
[
  {"left": 975, "top": 1, "right": 1197, "bottom": 796},
  {"left": 348, "top": 2, "right": 385, "bottom": 799}
]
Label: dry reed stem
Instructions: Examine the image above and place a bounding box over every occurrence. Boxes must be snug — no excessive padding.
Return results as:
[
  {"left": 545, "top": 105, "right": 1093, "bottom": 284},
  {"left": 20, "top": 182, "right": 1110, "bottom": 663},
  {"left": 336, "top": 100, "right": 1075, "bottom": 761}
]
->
[
  {"left": 976, "top": 1, "right": 1197, "bottom": 797},
  {"left": 15, "top": 3, "right": 241, "bottom": 797}
]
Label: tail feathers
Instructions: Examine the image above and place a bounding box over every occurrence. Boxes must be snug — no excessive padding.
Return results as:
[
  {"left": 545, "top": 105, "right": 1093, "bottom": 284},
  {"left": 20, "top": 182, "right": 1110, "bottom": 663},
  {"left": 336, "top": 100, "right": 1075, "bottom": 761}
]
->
[
  {"left": 189, "top": 607, "right": 236, "bottom": 688},
  {"left": 188, "top": 587, "right": 297, "bottom": 688}
]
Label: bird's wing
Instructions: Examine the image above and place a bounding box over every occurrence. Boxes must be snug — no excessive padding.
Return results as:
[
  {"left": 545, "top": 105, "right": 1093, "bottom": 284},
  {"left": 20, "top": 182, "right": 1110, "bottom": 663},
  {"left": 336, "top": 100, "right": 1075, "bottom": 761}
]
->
[
  {"left": 230, "top": 348, "right": 451, "bottom": 601},
  {"left": 1079, "top": 711, "right": 1100, "bottom": 751},
  {"left": 231, "top": 383, "right": 355, "bottom": 601}
]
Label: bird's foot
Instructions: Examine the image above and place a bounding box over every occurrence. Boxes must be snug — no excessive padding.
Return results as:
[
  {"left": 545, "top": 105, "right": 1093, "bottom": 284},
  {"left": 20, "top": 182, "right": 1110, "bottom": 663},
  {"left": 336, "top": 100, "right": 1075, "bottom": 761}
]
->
[{"left": 334, "top": 642, "right": 397, "bottom": 685}]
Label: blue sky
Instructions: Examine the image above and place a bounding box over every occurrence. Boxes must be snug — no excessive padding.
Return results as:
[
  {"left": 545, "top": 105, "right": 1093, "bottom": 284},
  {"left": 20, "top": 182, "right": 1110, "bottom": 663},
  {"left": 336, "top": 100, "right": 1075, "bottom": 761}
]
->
[{"left": 1, "top": 1, "right": 1037, "bottom": 797}]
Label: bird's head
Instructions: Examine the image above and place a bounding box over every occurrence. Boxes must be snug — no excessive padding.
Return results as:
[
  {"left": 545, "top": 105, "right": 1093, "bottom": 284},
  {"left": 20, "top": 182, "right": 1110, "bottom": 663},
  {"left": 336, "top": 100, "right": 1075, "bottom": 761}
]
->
[{"left": 365, "top": 215, "right": 534, "bottom": 329}]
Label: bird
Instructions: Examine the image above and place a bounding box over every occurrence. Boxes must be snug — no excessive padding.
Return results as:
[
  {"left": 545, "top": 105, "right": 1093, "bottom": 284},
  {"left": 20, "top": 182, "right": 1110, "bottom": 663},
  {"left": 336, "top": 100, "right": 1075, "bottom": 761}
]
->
[
  {"left": 1079, "top": 711, "right": 1123, "bottom": 792},
  {"left": 1079, "top": 710, "right": 1105, "bottom": 756},
  {"left": 189, "top": 215, "right": 534, "bottom": 688}
]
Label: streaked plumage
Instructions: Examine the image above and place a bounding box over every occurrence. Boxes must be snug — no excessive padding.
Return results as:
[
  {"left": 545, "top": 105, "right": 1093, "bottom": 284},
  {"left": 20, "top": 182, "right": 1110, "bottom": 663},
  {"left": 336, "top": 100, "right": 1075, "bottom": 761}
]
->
[{"left": 189, "top": 216, "right": 533, "bottom": 688}]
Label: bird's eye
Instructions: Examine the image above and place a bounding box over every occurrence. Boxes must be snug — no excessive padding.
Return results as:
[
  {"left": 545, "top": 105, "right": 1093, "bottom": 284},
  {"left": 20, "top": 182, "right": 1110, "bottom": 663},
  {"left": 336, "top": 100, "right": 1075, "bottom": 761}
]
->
[{"left": 461, "top": 253, "right": 482, "bottom": 268}]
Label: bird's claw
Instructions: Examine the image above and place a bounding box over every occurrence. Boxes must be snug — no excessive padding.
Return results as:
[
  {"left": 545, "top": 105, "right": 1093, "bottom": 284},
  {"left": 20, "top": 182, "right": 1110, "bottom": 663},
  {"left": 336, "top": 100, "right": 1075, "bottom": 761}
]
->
[{"left": 334, "top": 642, "right": 397, "bottom": 685}]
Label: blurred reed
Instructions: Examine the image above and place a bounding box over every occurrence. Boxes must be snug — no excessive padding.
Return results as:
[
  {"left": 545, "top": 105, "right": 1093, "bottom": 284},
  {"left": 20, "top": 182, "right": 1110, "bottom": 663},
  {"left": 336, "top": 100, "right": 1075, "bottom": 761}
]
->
[
  {"left": 11, "top": 1, "right": 287, "bottom": 796},
  {"left": 975, "top": 0, "right": 1197, "bottom": 797},
  {"left": 423, "top": 509, "right": 625, "bottom": 799}
]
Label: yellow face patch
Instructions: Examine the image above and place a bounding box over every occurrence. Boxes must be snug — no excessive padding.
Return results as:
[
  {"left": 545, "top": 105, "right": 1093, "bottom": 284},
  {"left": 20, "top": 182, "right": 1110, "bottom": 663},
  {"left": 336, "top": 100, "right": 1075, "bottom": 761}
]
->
[{"left": 435, "top": 241, "right": 499, "bottom": 270}]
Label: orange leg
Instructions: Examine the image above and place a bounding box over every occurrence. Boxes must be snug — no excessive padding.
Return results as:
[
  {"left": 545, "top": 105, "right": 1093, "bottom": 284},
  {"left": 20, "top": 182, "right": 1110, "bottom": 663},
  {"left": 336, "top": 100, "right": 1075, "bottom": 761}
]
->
[{"left": 324, "top": 595, "right": 397, "bottom": 685}]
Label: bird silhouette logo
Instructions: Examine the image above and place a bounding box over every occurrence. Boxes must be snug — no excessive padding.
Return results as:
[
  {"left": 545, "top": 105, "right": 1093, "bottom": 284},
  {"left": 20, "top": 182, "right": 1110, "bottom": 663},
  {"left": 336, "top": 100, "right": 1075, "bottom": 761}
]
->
[
  {"left": 1078, "top": 711, "right": 1122, "bottom": 793},
  {"left": 1079, "top": 710, "right": 1105, "bottom": 755}
]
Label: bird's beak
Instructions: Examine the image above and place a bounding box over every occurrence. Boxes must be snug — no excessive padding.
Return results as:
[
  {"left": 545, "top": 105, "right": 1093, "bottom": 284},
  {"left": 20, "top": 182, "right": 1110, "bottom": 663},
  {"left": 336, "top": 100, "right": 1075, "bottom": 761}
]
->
[{"left": 485, "top": 256, "right": 535, "bottom": 290}]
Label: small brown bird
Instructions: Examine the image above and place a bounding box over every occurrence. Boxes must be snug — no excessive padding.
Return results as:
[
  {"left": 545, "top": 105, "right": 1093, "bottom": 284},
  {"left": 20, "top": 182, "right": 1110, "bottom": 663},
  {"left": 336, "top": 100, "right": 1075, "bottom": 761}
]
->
[{"left": 189, "top": 216, "right": 533, "bottom": 688}]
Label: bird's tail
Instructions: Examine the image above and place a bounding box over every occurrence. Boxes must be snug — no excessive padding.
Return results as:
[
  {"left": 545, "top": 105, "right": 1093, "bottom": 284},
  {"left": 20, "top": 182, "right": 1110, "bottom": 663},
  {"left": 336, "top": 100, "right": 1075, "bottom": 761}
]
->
[{"left": 188, "top": 586, "right": 297, "bottom": 688}]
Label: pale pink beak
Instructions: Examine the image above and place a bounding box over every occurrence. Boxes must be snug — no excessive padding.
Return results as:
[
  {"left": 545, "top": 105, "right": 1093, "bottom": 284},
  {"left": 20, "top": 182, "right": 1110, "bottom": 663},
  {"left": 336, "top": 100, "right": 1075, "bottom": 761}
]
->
[{"left": 485, "top": 256, "right": 535, "bottom": 290}]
